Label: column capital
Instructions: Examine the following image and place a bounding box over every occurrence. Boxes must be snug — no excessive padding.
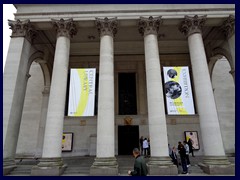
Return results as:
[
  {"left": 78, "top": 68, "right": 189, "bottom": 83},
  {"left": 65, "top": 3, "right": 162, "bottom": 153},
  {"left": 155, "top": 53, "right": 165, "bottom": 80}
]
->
[
  {"left": 179, "top": 15, "right": 207, "bottom": 37},
  {"left": 138, "top": 16, "right": 162, "bottom": 37},
  {"left": 8, "top": 19, "right": 37, "bottom": 43},
  {"left": 221, "top": 15, "right": 235, "bottom": 39},
  {"left": 52, "top": 18, "right": 77, "bottom": 38},
  {"left": 95, "top": 17, "right": 118, "bottom": 37}
]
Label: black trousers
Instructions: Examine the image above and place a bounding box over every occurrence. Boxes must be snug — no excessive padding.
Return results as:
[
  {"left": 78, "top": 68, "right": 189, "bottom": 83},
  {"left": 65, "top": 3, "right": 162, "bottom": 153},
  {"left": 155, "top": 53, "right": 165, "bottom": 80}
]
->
[
  {"left": 186, "top": 154, "right": 190, "bottom": 165},
  {"left": 143, "top": 148, "right": 148, "bottom": 156}
]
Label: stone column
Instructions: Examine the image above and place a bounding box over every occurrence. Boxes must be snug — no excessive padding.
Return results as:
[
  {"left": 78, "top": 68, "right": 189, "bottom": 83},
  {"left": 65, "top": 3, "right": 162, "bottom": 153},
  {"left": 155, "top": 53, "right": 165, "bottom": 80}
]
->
[
  {"left": 31, "top": 18, "right": 77, "bottom": 176},
  {"left": 137, "top": 62, "right": 147, "bottom": 115},
  {"left": 221, "top": 15, "right": 235, "bottom": 82},
  {"left": 138, "top": 16, "right": 177, "bottom": 175},
  {"left": 90, "top": 17, "right": 118, "bottom": 176},
  {"left": 179, "top": 15, "right": 234, "bottom": 175},
  {"left": 3, "top": 19, "right": 36, "bottom": 175},
  {"left": 35, "top": 85, "right": 50, "bottom": 158}
]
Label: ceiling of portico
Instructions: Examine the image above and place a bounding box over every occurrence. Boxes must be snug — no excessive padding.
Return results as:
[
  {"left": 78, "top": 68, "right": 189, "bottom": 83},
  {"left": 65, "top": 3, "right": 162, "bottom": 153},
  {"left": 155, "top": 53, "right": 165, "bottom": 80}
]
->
[{"left": 33, "top": 18, "right": 225, "bottom": 57}]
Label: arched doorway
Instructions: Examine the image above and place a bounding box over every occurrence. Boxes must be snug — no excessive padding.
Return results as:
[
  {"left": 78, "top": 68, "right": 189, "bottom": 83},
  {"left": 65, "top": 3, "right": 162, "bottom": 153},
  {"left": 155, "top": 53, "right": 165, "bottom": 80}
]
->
[{"left": 211, "top": 56, "right": 235, "bottom": 155}]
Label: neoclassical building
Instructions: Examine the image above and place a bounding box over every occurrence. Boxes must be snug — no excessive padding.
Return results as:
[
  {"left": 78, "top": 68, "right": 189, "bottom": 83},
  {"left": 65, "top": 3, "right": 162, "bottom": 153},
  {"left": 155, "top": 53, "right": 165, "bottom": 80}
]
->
[{"left": 3, "top": 4, "right": 235, "bottom": 175}]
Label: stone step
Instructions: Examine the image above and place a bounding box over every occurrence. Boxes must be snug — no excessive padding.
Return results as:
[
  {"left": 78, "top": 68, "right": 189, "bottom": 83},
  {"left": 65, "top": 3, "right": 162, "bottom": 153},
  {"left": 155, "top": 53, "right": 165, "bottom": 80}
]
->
[
  {"left": 10, "top": 170, "right": 31, "bottom": 175},
  {"left": 64, "top": 171, "right": 90, "bottom": 174},
  {"left": 10, "top": 171, "right": 31, "bottom": 175},
  {"left": 9, "top": 165, "right": 32, "bottom": 175},
  {"left": 15, "top": 159, "right": 39, "bottom": 165},
  {"left": 14, "top": 166, "right": 33, "bottom": 169},
  {"left": 11, "top": 169, "right": 32, "bottom": 172},
  {"left": 7, "top": 174, "right": 30, "bottom": 176},
  {"left": 64, "top": 166, "right": 90, "bottom": 172},
  {"left": 5, "top": 156, "right": 234, "bottom": 176},
  {"left": 119, "top": 167, "right": 133, "bottom": 173}
]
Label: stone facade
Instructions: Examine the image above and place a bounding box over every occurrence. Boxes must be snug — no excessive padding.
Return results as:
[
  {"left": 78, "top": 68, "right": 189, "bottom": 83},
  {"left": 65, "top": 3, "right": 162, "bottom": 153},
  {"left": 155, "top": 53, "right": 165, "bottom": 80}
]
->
[{"left": 3, "top": 4, "right": 235, "bottom": 175}]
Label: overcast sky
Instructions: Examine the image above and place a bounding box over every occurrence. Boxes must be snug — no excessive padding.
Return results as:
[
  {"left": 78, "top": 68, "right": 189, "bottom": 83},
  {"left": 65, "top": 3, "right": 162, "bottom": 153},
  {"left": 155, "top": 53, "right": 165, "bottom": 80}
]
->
[{"left": 3, "top": 4, "right": 16, "bottom": 72}]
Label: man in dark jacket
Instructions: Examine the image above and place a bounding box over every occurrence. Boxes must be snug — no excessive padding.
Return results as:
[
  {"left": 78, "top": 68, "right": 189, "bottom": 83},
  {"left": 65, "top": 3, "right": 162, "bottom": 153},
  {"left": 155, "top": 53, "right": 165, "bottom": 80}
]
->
[
  {"left": 178, "top": 141, "right": 188, "bottom": 174},
  {"left": 128, "top": 148, "right": 148, "bottom": 176}
]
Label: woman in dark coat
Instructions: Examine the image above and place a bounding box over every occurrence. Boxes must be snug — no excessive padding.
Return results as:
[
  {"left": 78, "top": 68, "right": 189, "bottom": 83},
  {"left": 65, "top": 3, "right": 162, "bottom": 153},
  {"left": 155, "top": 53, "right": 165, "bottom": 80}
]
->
[{"left": 188, "top": 138, "right": 195, "bottom": 157}]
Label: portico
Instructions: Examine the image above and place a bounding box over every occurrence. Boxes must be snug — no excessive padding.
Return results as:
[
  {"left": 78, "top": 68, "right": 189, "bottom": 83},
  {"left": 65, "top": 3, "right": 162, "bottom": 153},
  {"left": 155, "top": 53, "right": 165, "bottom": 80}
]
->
[{"left": 3, "top": 4, "right": 235, "bottom": 176}]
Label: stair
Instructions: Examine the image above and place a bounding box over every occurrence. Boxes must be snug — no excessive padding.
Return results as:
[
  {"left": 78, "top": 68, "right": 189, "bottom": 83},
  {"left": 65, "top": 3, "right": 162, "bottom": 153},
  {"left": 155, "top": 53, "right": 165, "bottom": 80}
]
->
[
  {"left": 117, "top": 155, "right": 140, "bottom": 176},
  {"left": 5, "top": 155, "right": 235, "bottom": 176},
  {"left": 8, "top": 159, "right": 38, "bottom": 176},
  {"left": 62, "top": 156, "right": 94, "bottom": 175},
  {"left": 9, "top": 165, "right": 32, "bottom": 176}
]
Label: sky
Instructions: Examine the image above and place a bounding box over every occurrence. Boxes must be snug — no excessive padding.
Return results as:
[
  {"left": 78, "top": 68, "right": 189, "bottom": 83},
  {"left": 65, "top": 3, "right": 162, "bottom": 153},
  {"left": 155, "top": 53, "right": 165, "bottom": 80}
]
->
[{"left": 3, "top": 4, "right": 16, "bottom": 72}]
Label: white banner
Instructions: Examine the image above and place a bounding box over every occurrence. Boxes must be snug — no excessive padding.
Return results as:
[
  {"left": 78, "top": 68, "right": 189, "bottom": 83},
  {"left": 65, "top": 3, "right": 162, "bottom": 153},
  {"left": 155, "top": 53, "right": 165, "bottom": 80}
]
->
[
  {"left": 163, "top": 66, "right": 195, "bottom": 115},
  {"left": 68, "top": 68, "right": 96, "bottom": 116}
]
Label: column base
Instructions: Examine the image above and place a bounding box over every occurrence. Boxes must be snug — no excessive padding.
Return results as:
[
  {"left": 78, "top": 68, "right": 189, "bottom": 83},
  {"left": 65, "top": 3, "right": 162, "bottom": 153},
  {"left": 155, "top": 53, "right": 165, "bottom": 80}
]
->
[
  {"left": 198, "top": 156, "right": 235, "bottom": 175},
  {"left": 3, "top": 158, "right": 17, "bottom": 175},
  {"left": 31, "top": 157, "right": 67, "bottom": 176},
  {"left": 147, "top": 156, "right": 178, "bottom": 175},
  {"left": 90, "top": 157, "right": 118, "bottom": 176}
]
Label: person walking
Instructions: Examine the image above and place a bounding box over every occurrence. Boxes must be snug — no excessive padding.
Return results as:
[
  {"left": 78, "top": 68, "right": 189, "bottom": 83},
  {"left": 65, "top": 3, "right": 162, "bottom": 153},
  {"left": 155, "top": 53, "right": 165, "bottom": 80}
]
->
[
  {"left": 178, "top": 141, "right": 188, "bottom": 174},
  {"left": 142, "top": 138, "right": 149, "bottom": 158},
  {"left": 128, "top": 148, "right": 148, "bottom": 176}
]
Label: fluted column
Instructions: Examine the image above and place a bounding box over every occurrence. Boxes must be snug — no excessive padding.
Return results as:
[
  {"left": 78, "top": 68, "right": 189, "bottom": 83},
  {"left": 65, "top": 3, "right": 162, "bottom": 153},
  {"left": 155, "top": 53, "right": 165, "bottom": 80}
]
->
[
  {"left": 179, "top": 15, "right": 234, "bottom": 174},
  {"left": 31, "top": 18, "right": 77, "bottom": 176},
  {"left": 3, "top": 19, "right": 36, "bottom": 175},
  {"left": 221, "top": 15, "right": 235, "bottom": 82},
  {"left": 138, "top": 16, "right": 177, "bottom": 175},
  {"left": 90, "top": 17, "right": 118, "bottom": 176}
]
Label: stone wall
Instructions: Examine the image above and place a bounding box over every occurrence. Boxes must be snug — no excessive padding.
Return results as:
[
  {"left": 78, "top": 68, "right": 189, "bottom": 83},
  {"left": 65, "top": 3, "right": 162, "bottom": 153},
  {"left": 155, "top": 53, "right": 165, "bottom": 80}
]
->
[{"left": 15, "top": 58, "right": 234, "bottom": 157}]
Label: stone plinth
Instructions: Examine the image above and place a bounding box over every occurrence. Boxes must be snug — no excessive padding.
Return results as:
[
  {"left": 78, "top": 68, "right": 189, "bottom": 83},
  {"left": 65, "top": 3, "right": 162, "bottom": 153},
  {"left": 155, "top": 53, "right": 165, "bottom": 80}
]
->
[
  {"left": 3, "top": 158, "right": 16, "bottom": 175},
  {"left": 31, "top": 158, "right": 67, "bottom": 176},
  {"left": 199, "top": 156, "right": 235, "bottom": 175},
  {"left": 147, "top": 156, "right": 178, "bottom": 175},
  {"left": 90, "top": 157, "right": 118, "bottom": 176}
]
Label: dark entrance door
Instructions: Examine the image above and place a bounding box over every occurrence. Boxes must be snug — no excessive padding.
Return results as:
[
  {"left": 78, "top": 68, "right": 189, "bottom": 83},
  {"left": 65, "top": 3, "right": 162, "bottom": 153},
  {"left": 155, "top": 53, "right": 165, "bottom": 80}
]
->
[
  {"left": 118, "top": 73, "right": 137, "bottom": 115},
  {"left": 118, "top": 125, "right": 139, "bottom": 155}
]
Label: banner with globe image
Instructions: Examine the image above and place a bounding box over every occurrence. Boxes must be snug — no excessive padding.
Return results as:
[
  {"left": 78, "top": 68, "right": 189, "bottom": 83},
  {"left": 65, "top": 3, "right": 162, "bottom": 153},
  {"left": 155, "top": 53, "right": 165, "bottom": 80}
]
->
[
  {"left": 163, "top": 66, "right": 195, "bottom": 115},
  {"left": 68, "top": 68, "right": 96, "bottom": 116}
]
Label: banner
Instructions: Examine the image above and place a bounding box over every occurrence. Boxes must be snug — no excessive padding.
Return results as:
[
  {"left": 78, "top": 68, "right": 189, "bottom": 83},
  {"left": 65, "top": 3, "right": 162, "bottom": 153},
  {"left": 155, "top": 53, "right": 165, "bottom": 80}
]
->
[
  {"left": 163, "top": 66, "right": 195, "bottom": 115},
  {"left": 68, "top": 68, "right": 96, "bottom": 116}
]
